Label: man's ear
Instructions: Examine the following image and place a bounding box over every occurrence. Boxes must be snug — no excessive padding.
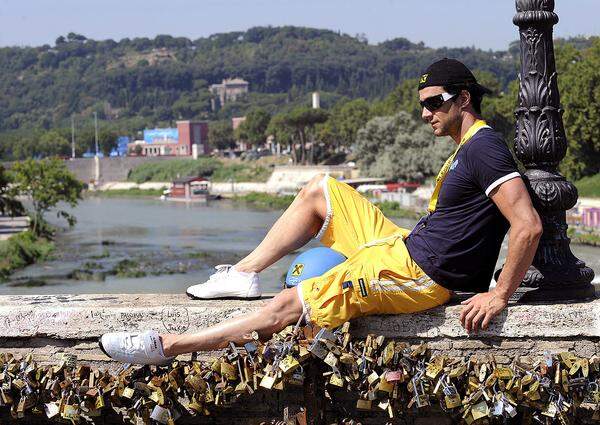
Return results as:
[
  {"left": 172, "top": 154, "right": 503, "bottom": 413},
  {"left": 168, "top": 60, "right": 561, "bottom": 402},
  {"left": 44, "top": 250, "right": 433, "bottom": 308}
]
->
[{"left": 459, "top": 90, "right": 471, "bottom": 110}]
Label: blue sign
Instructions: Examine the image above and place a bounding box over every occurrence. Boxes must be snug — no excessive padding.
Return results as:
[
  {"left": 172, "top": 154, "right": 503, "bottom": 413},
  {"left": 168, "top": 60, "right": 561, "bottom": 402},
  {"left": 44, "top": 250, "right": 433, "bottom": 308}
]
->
[
  {"left": 116, "top": 136, "right": 130, "bottom": 156},
  {"left": 143, "top": 128, "right": 178, "bottom": 144},
  {"left": 117, "top": 136, "right": 130, "bottom": 146}
]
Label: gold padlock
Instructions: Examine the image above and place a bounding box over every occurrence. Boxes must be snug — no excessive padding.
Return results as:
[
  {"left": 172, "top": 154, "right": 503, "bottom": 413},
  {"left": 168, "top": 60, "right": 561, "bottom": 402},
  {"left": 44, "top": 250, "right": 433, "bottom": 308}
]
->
[
  {"left": 278, "top": 355, "right": 300, "bottom": 374},
  {"left": 259, "top": 374, "right": 276, "bottom": 390},
  {"left": 329, "top": 373, "right": 344, "bottom": 388},
  {"left": 356, "top": 399, "right": 372, "bottom": 411}
]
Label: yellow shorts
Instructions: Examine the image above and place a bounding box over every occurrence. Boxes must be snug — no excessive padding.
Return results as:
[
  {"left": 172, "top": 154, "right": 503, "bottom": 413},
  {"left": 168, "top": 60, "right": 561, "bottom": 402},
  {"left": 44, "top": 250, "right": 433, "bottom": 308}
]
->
[{"left": 298, "top": 176, "right": 451, "bottom": 329}]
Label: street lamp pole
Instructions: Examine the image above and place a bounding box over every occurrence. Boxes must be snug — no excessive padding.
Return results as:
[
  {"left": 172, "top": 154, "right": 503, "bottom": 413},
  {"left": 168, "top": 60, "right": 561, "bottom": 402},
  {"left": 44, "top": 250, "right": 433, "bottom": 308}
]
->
[
  {"left": 94, "top": 112, "right": 99, "bottom": 157},
  {"left": 511, "top": 0, "right": 595, "bottom": 300},
  {"left": 71, "top": 115, "right": 75, "bottom": 159}
]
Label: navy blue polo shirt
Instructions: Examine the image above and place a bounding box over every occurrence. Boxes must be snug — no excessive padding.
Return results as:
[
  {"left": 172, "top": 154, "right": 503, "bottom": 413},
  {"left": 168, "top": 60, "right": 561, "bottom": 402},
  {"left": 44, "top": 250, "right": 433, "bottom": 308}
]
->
[{"left": 405, "top": 127, "right": 521, "bottom": 293}]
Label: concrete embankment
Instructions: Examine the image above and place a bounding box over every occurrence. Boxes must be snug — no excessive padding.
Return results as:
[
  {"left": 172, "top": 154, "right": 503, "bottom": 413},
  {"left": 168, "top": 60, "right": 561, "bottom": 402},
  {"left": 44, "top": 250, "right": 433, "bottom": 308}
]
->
[
  {"left": 94, "top": 164, "right": 359, "bottom": 194},
  {"left": 0, "top": 216, "right": 30, "bottom": 240}
]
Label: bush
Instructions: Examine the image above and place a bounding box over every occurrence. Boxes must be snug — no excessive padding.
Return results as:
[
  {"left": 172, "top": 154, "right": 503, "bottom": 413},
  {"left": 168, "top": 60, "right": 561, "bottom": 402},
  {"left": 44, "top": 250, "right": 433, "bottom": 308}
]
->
[
  {"left": 0, "top": 231, "right": 54, "bottom": 279},
  {"left": 575, "top": 173, "right": 600, "bottom": 198},
  {"left": 233, "top": 192, "right": 295, "bottom": 210}
]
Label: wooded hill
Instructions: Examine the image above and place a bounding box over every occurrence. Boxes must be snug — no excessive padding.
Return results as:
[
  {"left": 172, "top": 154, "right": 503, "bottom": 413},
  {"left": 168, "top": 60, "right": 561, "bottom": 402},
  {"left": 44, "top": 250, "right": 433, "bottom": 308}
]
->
[{"left": 0, "top": 27, "right": 520, "bottom": 132}]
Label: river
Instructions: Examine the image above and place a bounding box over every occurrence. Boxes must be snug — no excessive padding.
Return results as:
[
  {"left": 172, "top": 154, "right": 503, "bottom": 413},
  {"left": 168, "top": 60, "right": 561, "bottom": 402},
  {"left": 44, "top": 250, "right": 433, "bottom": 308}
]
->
[{"left": 3, "top": 197, "right": 599, "bottom": 295}]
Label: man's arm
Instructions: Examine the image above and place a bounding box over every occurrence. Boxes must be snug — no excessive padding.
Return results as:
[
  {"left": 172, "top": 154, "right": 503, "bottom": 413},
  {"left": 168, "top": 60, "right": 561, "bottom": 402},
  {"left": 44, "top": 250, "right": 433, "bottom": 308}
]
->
[{"left": 460, "top": 177, "right": 542, "bottom": 333}]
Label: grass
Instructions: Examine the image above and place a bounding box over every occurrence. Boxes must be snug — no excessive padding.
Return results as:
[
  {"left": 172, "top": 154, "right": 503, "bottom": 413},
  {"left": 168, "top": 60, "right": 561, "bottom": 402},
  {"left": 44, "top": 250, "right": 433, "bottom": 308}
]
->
[
  {"left": 233, "top": 192, "right": 295, "bottom": 210},
  {"left": 90, "top": 188, "right": 165, "bottom": 197},
  {"left": 575, "top": 173, "right": 600, "bottom": 198},
  {"left": 212, "top": 163, "right": 272, "bottom": 183},
  {"left": 127, "top": 157, "right": 272, "bottom": 184},
  {"left": 186, "top": 251, "right": 210, "bottom": 259},
  {"left": 0, "top": 231, "right": 54, "bottom": 280},
  {"left": 111, "top": 259, "right": 147, "bottom": 278}
]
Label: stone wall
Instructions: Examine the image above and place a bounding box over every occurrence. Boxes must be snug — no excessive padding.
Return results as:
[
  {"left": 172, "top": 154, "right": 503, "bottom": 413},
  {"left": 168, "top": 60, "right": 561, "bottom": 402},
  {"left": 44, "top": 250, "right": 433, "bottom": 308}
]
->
[
  {"left": 64, "top": 157, "right": 169, "bottom": 183},
  {"left": 0, "top": 294, "right": 597, "bottom": 365}
]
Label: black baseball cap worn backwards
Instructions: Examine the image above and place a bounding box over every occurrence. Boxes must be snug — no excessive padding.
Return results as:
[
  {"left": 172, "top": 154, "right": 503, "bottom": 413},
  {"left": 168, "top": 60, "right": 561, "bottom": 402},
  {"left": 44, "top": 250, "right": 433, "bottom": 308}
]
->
[{"left": 418, "top": 58, "right": 492, "bottom": 95}]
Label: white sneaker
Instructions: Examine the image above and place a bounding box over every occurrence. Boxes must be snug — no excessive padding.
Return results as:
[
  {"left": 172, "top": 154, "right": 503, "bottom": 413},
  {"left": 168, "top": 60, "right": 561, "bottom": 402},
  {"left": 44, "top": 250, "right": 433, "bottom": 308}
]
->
[
  {"left": 186, "top": 264, "right": 261, "bottom": 300},
  {"left": 98, "top": 330, "right": 173, "bottom": 365}
]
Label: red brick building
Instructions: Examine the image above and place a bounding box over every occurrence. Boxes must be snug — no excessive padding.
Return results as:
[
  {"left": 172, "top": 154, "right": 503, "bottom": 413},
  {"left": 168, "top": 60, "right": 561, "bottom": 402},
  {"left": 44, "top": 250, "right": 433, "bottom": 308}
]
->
[
  {"left": 177, "top": 120, "right": 209, "bottom": 156},
  {"left": 129, "top": 121, "right": 208, "bottom": 157}
]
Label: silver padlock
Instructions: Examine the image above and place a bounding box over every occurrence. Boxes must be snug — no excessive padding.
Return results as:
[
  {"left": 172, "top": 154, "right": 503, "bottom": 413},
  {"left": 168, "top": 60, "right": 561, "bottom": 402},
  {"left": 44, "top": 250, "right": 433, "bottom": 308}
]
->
[
  {"left": 288, "top": 366, "right": 305, "bottom": 386},
  {"left": 492, "top": 400, "right": 504, "bottom": 416},
  {"left": 150, "top": 405, "right": 170, "bottom": 424},
  {"left": 44, "top": 402, "right": 60, "bottom": 418}
]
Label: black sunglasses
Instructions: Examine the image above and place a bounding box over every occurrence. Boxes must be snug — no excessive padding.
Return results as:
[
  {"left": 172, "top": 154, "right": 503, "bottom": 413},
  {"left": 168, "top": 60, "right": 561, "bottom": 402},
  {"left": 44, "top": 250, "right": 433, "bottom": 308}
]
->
[{"left": 419, "top": 92, "right": 458, "bottom": 112}]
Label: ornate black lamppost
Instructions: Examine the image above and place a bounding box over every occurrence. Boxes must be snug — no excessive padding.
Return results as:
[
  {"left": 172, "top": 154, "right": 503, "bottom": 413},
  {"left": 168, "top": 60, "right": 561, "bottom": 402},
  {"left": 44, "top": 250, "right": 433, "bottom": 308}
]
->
[{"left": 511, "top": 0, "right": 595, "bottom": 300}]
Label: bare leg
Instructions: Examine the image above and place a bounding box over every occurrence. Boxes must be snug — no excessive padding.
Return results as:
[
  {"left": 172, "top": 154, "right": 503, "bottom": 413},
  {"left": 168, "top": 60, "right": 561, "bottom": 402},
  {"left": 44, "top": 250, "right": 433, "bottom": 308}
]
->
[
  {"left": 161, "top": 288, "right": 303, "bottom": 356},
  {"left": 234, "top": 174, "right": 328, "bottom": 273}
]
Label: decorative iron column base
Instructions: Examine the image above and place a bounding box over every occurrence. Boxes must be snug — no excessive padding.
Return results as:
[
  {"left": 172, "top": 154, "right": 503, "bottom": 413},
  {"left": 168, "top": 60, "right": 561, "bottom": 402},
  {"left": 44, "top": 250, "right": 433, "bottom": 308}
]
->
[
  {"left": 494, "top": 265, "right": 596, "bottom": 303},
  {"left": 514, "top": 283, "right": 596, "bottom": 303}
]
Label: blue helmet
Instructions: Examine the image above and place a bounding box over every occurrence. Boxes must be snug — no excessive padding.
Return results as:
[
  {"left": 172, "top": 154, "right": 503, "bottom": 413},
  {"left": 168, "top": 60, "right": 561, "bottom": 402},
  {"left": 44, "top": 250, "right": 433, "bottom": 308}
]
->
[{"left": 285, "top": 247, "right": 346, "bottom": 288}]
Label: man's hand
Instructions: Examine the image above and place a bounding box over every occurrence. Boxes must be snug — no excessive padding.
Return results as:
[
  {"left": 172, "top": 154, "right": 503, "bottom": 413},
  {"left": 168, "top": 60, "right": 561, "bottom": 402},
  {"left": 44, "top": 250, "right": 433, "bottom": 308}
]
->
[{"left": 459, "top": 291, "right": 508, "bottom": 333}]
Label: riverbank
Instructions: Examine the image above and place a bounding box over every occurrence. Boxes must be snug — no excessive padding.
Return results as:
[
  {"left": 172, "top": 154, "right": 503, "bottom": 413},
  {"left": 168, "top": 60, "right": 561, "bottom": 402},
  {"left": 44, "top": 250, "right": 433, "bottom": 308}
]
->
[
  {"left": 0, "top": 231, "right": 54, "bottom": 280},
  {"left": 232, "top": 192, "right": 295, "bottom": 209},
  {"left": 127, "top": 157, "right": 275, "bottom": 183},
  {"left": 87, "top": 187, "right": 165, "bottom": 198},
  {"left": 230, "top": 192, "right": 424, "bottom": 218}
]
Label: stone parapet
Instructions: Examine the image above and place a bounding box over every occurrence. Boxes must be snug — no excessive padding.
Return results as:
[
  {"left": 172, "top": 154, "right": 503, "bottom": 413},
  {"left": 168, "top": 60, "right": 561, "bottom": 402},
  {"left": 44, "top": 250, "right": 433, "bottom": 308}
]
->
[
  {"left": 0, "top": 294, "right": 598, "bottom": 424},
  {"left": 0, "top": 294, "right": 598, "bottom": 367}
]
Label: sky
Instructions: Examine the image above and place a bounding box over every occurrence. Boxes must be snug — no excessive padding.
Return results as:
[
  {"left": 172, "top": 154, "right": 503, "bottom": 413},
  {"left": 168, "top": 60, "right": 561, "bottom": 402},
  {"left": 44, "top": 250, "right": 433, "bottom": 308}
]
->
[{"left": 0, "top": 0, "right": 598, "bottom": 50}]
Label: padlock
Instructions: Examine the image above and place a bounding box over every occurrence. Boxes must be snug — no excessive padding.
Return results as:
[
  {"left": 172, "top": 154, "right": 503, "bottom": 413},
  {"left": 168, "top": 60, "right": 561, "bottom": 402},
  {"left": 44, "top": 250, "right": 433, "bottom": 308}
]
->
[
  {"left": 356, "top": 398, "right": 372, "bottom": 411},
  {"left": 329, "top": 372, "right": 344, "bottom": 388},
  {"left": 279, "top": 355, "right": 300, "bottom": 374},
  {"left": 149, "top": 404, "right": 170, "bottom": 424},
  {"left": 288, "top": 367, "right": 305, "bottom": 386},
  {"left": 44, "top": 402, "right": 60, "bottom": 419}
]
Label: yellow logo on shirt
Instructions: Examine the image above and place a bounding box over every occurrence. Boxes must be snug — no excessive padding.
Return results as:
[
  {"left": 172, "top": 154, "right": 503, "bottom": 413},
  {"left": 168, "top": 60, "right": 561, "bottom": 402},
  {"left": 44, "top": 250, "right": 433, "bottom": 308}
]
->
[{"left": 291, "top": 264, "right": 304, "bottom": 276}]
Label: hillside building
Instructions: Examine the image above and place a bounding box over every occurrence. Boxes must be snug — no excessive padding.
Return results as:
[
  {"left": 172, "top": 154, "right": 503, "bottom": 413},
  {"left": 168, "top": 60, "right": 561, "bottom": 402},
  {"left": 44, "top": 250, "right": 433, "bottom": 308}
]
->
[{"left": 210, "top": 78, "right": 249, "bottom": 110}]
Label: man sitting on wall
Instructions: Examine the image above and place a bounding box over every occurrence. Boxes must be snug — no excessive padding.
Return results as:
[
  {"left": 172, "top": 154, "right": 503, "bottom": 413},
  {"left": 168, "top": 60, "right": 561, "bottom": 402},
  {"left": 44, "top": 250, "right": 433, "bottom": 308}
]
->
[{"left": 99, "top": 59, "right": 542, "bottom": 365}]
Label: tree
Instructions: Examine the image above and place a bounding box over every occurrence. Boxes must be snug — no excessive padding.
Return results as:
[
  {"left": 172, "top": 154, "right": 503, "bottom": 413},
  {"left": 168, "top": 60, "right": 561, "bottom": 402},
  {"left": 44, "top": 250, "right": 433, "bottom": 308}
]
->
[
  {"left": 371, "top": 78, "right": 421, "bottom": 120},
  {"left": 236, "top": 109, "right": 271, "bottom": 146},
  {"left": 284, "top": 107, "right": 329, "bottom": 164},
  {"left": 10, "top": 158, "right": 83, "bottom": 236},
  {"left": 318, "top": 98, "right": 371, "bottom": 151},
  {"left": 266, "top": 114, "right": 294, "bottom": 150},
  {"left": 0, "top": 166, "right": 24, "bottom": 217},
  {"left": 481, "top": 79, "right": 519, "bottom": 145},
  {"left": 98, "top": 128, "right": 119, "bottom": 156},
  {"left": 209, "top": 120, "right": 235, "bottom": 150},
  {"left": 355, "top": 111, "right": 454, "bottom": 182},
  {"left": 558, "top": 39, "right": 600, "bottom": 180},
  {"left": 39, "top": 130, "right": 71, "bottom": 157}
]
